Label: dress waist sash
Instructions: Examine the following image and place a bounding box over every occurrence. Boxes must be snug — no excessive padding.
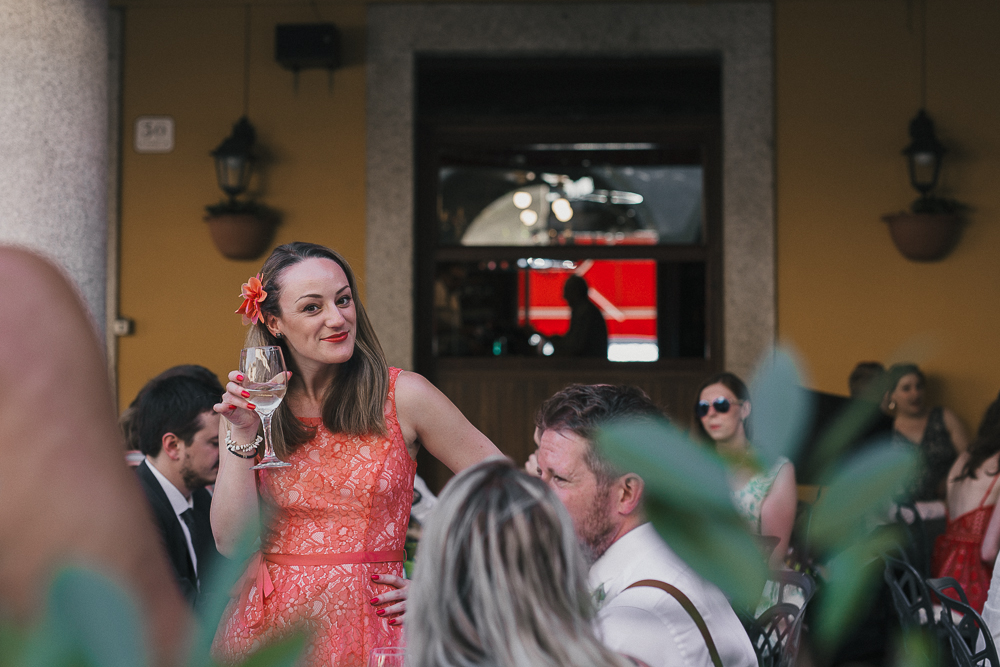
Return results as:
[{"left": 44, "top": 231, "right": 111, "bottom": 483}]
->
[{"left": 236, "top": 549, "right": 406, "bottom": 631}]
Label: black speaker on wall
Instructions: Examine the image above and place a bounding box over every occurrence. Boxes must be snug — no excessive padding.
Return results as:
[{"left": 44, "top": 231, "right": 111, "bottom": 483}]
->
[{"left": 274, "top": 24, "right": 340, "bottom": 72}]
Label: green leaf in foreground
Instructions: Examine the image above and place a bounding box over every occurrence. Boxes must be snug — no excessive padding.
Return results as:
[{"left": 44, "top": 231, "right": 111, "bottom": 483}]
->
[
  {"left": 812, "top": 529, "right": 901, "bottom": 651},
  {"left": 893, "top": 626, "right": 937, "bottom": 667},
  {"left": 809, "top": 442, "right": 918, "bottom": 550},
  {"left": 23, "top": 567, "right": 149, "bottom": 667},
  {"left": 807, "top": 371, "right": 899, "bottom": 477},
  {"left": 189, "top": 519, "right": 264, "bottom": 667},
  {"left": 236, "top": 633, "right": 306, "bottom": 667},
  {"left": 597, "top": 418, "right": 768, "bottom": 609},
  {"left": 645, "top": 497, "right": 768, "bottom": 611},
  {"left": 597, "top": 418, "right": 734, "bottom": 515},
  {"left": 748, "top": 348, "right": 813, "bottom": 468}
]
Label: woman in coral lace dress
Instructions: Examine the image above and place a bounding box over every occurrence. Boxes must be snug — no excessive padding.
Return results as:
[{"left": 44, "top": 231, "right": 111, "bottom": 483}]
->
[
  {"left": 933, "top": 393, "right": 1000, "bottom": 612},
  {"left": 211, "top": 242, "right": 501, "bottom": 667}
]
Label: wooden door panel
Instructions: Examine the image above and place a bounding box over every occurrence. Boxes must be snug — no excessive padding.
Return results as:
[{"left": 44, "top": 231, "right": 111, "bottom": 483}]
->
[{"left": 418, "top": 364, "right": 706, "bottom": 493}]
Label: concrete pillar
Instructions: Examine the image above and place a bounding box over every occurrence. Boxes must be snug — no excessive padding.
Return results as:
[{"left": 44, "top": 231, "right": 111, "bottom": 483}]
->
[{"left": 0, "top": 0, "right": 109, "bottom": 327}]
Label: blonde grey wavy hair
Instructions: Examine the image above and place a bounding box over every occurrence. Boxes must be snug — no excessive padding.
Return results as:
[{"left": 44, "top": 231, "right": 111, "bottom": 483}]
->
[{"left": 406, "top": 458, "right": 631, "bottom": 667}]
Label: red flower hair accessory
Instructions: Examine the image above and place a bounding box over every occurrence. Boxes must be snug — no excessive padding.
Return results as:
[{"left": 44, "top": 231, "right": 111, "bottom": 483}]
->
[{"left": 236, "top": 274, "right": 267, "bottom": 326}]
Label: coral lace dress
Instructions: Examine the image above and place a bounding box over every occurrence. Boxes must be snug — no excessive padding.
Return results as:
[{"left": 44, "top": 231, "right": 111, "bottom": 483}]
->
[
  {"left": 932, "top": 473, "right": 1000, "bottom": 613},
  {"left": 213, "top": 368, "right": 416, "bottom": 667}
]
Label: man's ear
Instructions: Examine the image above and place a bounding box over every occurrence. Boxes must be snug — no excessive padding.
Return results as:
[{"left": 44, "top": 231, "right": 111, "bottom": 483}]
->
[
  {"left": 161, "top": 433, "right": 183, "bottom": 461},
  {"left": 616, "top": 473, "right": 645, "bottom": 516}
]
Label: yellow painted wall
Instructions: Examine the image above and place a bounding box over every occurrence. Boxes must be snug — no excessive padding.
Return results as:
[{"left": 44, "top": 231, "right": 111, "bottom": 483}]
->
[
  {"left": 775, "top": 0, "right": 1000, "bottom": 433},
  {"left": 116, "top": 0, "right": 1000, "bottom": 434},
  {"left": 116, "top": 1, "right": 367, "bottom": 408}
]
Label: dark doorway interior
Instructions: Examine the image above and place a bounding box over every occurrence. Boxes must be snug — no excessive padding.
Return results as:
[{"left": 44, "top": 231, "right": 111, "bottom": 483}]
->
[{"left": 414, "top": 56, "right": 724, "bottom": 491}]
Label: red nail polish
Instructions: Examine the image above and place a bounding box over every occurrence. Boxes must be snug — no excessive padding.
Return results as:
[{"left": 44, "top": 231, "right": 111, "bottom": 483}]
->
[
  {"left": 370, "top": 598, "right": 379, "bottom": 605},
  {"left": 375, "top": 609, "right": 385, "bottom": 616},
  {"left": 236, "top": 374, "right": 244, "bottom": 382},
  {"left": 371, "top": 575, "right": 380, "bottom": 581},
  {"left": 241, "top": 390, "right": 251, "bottom": 398},
  {"left": 229, "top": 405, "right": 237, "bottom": 410},
  {"left": 247, "top": 403, "right": 256, "bottom": 410},
  {"left": 387, "top": 619, "right": 396, "bottom": 625}
]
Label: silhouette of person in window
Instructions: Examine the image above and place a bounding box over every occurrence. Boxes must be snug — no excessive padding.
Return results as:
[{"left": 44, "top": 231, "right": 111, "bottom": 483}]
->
[{"left": 550, "top": 275, "right": 608, "bottom": 357}]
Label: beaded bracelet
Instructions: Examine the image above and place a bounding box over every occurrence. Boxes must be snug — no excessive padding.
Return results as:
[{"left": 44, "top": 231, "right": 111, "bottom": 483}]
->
[
  {"left": 225, "top": 432, "right": 262, "bottom": 459},
  {"left": 227, "top": 445, "right": 257, "bottom": 459}
]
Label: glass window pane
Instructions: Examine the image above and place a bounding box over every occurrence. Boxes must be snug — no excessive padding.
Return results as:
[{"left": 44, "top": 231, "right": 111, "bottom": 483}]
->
[
  {"left": 433, "top": 259, "right": 705, "bottom": 361},
  {"left": 438, "top": 164, "right": 703, "bottom": 246}
]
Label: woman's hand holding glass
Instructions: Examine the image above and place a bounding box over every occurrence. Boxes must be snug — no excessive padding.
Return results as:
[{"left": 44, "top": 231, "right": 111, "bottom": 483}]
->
[
  {"left": 217, "top": 370, "right": 263, "bottom": 430},
  {"left": 239, "top": 346, "right": 290, "bottom": 469},
  {"left": 215, "top": 346, "right": 292, "bottom": 468}
]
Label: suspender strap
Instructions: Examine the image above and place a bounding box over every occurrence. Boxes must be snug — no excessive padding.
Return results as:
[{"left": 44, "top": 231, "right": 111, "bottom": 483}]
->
[{"left": 626, "top": 579, "right": 724, "bottom": 667}]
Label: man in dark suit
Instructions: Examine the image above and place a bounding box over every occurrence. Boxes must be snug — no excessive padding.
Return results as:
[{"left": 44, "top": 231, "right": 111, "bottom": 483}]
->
[{"left": 134, "top": 373, "right": 223, "bottom": 607}]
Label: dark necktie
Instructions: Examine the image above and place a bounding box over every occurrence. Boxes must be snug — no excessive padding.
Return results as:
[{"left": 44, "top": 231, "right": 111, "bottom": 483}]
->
[{"left": 179, "top": 508, "right": 198, "bottom": 585}]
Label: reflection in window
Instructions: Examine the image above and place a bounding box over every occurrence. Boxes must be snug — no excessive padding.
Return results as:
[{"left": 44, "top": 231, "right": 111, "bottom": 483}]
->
[
  {"left": 433, "top": 260, "right": 705, "bottom": 361},
  {"left": 438, "top": 165, "right": 703, "bottom": 247}
]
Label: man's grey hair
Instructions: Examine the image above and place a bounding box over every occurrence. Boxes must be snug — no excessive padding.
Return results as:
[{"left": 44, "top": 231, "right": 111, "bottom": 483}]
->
[{"left": 535, "top": 384, "right": 665, "bottom": 486}]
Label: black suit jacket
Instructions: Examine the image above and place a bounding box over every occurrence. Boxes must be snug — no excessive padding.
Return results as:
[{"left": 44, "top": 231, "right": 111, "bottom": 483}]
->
[{"left": 136, "top": 460, "right": 219, "bottom": 607}]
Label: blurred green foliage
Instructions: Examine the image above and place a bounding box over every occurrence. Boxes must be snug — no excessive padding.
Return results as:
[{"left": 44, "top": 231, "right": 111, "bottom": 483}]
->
[
  {"left": 0, "top": 519, "right": 304, "bottom": 667},
  {"left": 597, "top": 347, "right": 921, "bottom": 658}
]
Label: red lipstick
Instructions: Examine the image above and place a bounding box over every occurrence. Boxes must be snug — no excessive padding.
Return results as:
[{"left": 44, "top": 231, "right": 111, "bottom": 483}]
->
[{"left": 323, "top": 332, "right": 349, "bottom": 343}]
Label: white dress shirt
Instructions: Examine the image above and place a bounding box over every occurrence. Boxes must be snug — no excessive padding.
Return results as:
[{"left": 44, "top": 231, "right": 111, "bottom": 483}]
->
[
  {"left": 145, "top": 458, "right": 198, "bottom": 576},
  {"left": 589, "top": 523, "right": 757, "bottom": 667}
]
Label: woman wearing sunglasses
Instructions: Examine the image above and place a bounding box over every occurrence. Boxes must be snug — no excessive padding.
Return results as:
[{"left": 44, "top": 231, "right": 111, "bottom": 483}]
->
[{"left": 694, "top": 373, "right": 797, "bottom": 570}]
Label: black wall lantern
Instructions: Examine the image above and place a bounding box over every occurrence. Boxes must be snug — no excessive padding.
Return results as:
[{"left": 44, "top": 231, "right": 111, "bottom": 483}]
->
[
  {"left": 211, "top": 116, "right": 256, "bottom": 203},
  {"left": 203, "top": 6, "right": 279, "bottom": 262},
  {"left": 903, "top": 108, "right": 945, "bottom": 198},
  {"left": 881, "top": 0, "right": 966, "bottom": 263}
]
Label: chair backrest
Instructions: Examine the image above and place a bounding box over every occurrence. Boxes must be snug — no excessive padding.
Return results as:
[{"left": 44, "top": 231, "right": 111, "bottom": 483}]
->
[
  {"left": 746, "top": 603, "right": 800, "bottom": 667},
  {"left": 926, "top": 577, "right": 999, "bottom": 667},
  {"left": 770, "top": 569, "right": 816, "bottom": 608},
  {"left": 883, "top": 553, "right": 936, "bottom": 630},
  {"left": 744, "top": 571, "right": 816, "bottom": 667},
  {"left": 895, "top": 501, "right": 932, "bottom": 577}
]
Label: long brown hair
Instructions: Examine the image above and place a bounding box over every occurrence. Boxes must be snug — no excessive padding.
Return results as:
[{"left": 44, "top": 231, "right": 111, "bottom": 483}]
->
[
  {"left": 245, "top": 242, "right": 389, "bottom": 457},
  {"left": 955, "top": 391, "right": 1000, "bottom": 482}
]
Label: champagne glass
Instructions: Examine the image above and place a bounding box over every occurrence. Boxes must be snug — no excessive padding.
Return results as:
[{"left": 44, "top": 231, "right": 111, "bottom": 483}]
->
[
  {"left": 240, "top": 345, "right": 290, "bottom": 469},
  {"left": 367, "top": 646, "right": 405, "bottom": 667}
]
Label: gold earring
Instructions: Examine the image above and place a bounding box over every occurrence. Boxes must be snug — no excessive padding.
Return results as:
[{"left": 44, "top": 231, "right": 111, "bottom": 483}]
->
[{"left": 888, "top": 400, "right": 896, "bottom": 411}]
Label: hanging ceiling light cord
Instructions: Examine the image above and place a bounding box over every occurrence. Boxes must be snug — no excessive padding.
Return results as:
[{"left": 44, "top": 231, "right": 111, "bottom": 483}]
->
[
  {"left": 243, "top": 4, "right": 252, "bottom": 118},
  {"left": 919, "top": 0, "right": 927, "bottom": 110}
]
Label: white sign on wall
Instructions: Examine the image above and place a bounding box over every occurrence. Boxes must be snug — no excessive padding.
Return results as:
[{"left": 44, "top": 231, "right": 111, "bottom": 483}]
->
[{"left": 134, "top": 116, "right": 174, "bottom": 153}]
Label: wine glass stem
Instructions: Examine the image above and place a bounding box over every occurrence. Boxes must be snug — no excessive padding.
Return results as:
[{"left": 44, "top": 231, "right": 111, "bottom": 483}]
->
[{"left": 260, "top": 411, "right": 277, "bottom": 459}]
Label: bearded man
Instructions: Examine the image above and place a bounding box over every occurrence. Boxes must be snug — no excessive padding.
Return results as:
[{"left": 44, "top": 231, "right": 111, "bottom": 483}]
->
[
  {"left": 531, "top": 384, "right": 757, "bottom": 667},
  {"left": 135, "top": 373, "right": 223, "bottom": 607}
]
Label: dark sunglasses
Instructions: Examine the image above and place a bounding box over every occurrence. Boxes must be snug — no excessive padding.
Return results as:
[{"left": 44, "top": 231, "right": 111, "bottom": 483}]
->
[{"left": 695, "top": 397, "right": 739, "bottom": 418}]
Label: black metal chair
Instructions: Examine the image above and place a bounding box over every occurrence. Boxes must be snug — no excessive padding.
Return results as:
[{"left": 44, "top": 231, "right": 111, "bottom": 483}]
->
[
  {"left": 743, "top": 570, "right": 816, "bottom": 667},
  {"left": 746, "top": 603, "right": 800, "bottom": 667},
  {"left": 883, "top": 552, "right": 937, "bottom": 630},
  {"left": 926, "top": 577, "right": 999, "bottom": 667},
  {"left": 895, "top": 500, "right": 932, "bottom": 577}
]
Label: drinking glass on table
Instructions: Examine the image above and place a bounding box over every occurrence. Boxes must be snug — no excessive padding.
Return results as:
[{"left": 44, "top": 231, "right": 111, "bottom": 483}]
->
[
  {"left": 367, "top": 646, "right": 405, "bottom": 667},
  {"left": 239, "top": 345, "right": 290, "bottom": 469}
]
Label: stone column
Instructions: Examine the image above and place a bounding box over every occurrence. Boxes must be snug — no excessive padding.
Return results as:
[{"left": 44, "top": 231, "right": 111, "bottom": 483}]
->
[{"left": 0, "top": 0, "right": 109, "bottom": 328}]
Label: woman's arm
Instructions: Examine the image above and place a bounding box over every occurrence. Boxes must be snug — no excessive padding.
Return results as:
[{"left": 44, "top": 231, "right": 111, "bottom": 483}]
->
[
  {"left": 210, "top": 371, "right": 263, "bottom": 556},
  {"left": 983, "top": 477, "right": 1000, "bottom": 563},
  {"left": 394, "top": 371, "right": 503, "bottom": 472},
  {"left": 943, "top": 407, "right": 970, "bottom": 454},
  {"left": 759, "top": 462, "right": 798, "bottom": 569}
]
